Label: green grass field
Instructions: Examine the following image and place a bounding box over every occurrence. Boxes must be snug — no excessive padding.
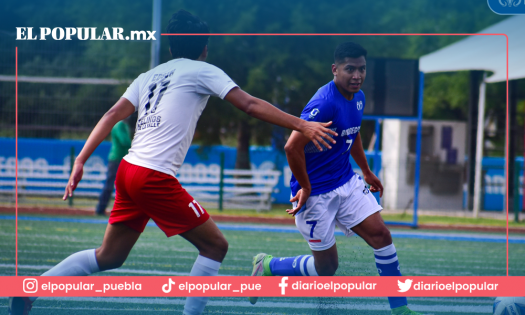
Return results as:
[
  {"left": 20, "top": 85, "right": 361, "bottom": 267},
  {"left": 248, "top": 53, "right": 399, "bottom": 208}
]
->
[
  {"left": 1, "top": 214, "right": 525, "bottom": 314},
  {"left": 5, "top": 195, "right": 525, "bottom": 229}
]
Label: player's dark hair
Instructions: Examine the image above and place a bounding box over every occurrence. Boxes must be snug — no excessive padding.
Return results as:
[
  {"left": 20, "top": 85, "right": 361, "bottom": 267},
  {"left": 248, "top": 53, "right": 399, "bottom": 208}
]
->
[
  {"left": 166, "top": 10, "right": 210, "bottom": 60},
  {"left": 334, "top": 42, "right": 367, "bottom": 64}
]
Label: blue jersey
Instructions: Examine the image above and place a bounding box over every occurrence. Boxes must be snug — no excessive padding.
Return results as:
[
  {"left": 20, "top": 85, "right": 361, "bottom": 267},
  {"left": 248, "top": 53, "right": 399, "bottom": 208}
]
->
[{"left": 290, "top": 81, "right": 365, "bottom": 196}]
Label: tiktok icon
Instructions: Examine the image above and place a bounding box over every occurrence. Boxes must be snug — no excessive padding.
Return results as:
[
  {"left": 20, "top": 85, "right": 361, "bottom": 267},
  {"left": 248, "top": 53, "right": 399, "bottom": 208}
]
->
[{"left": 162, "top": 278, "right": 176, "bottom": 293}]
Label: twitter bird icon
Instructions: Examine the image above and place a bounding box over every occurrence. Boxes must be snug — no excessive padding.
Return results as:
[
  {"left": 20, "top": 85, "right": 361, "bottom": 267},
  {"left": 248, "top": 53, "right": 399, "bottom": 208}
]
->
[{"left": 397, "top": 279, "right": 413, "bottom": 292}]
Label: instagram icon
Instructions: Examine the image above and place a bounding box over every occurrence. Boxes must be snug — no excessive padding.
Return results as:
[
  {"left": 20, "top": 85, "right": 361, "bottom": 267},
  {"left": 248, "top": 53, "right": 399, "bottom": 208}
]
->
[{"left": 23, "top": 278, "right": 38, "bottom": 293}]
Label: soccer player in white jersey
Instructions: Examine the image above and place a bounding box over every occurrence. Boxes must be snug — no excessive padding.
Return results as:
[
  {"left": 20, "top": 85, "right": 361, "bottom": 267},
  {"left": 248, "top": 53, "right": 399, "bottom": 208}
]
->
[
  {"left": 8, "top": 10, "right": 338, "bottom": 315},
  {"left": 249, "top": 42, "right": 427, "bottom": 315}
]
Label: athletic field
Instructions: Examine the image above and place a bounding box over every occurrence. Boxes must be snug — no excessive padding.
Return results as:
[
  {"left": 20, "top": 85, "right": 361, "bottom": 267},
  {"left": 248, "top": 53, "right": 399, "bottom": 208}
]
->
[{"left": 1, "top": 214, "right": 525, "bottom": 314}]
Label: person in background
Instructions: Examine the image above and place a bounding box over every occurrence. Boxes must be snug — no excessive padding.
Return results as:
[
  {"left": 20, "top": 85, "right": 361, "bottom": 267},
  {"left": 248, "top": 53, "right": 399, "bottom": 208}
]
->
[{"left": 95, "top": 119, "right": 131, "bottom": 216}]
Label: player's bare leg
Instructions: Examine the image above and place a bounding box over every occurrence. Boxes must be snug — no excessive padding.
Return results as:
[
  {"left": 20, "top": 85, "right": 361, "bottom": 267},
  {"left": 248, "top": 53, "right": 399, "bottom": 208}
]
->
[
  {"left": 180, "top": 217, "right": 228, "bottom": 262},
  {"left": 38, "top": 221, "right": 141, "bottom": 277},
  {"left": 310, "top": 244, "right": 338, "bottom": 276},
  {"left": 350, "top": 212, "right": 392, "bottom": 249},
  {"left": 179, "top": 218, "right": 228, "bottom": 315},
  {"left": 95, "top": 222, "right": 142, "bottom": 270}
]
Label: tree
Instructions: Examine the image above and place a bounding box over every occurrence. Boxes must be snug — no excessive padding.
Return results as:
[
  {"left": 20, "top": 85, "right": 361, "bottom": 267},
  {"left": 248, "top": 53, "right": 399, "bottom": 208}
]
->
[{"left": 0, "top": 0, "right": 509, "bottom": 156}]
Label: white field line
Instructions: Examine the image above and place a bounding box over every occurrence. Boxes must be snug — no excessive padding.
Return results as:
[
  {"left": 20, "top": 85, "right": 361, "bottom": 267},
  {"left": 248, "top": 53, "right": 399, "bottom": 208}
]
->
[
  {"left": 0, "top": 249, "right": 251, "bottom": 263},
  {"left": 30, "top": 307, "right": 275, "bottom": 315},
  {"left": 0, "top": 263, "right": 506, "bottom": 277},
  {"left": 210, "top": 296, "right": 495, "bottom": 304},
  {"left": 216, "top": 223, "right": 525, "bottom": 241},
  {"left": 3, "top": 219, "right": 525, "bottom": 242},
  {"left": 29, "top": 297, "right": 492, "bottom": 313},
  {"left": 1, "top": 248, "right": 505, "bottom": 266},
  {"left": 0, "top": 264, "right": 244, "bottom": 276},
  {"left": 0, "top": 240, "right": 198, "bottom": 253},
  {"left": 3, "top": 306, "right": 280, "bottom": 315},
  {"left": 0, "top": 296, "right": 497, "bottom": 305},
  {"left": 0, "top": 257, "right": 200, "bottom": 270},
  {"left": 26, "top": 250, "right": 250, "bottom": 262}
]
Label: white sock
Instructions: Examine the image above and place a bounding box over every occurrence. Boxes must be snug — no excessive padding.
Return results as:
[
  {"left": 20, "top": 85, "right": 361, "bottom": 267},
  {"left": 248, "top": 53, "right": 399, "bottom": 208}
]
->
[
  {"left": 29, "top": 249, "right": 100, "bottom": 302},
  {"left": 42, "top": 249, "right": 100, "bottom": 276},
  {"left": 305, "top": 255, "right": 319, "bottom": 276},
  {"left": 183, "top": 255, "right": 221, "bottom": 315}
]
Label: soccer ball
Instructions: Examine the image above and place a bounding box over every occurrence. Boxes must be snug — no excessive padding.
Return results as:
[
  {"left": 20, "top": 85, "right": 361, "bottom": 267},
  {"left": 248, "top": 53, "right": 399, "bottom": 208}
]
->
[{"left": 493, "top": 297, "right": 525, "bottom": 315}]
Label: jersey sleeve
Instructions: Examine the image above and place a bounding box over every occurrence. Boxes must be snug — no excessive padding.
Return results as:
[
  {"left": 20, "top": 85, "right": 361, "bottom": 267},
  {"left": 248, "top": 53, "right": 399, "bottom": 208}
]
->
[
  {"left": 300, "top": 99, "right": 334, "bottom": 123},
  {"left": 121, "top": 74, "right": 144, "bottom": 111},
  {"left": 196, "top": 64, "right": 238, "bottom": 99}
]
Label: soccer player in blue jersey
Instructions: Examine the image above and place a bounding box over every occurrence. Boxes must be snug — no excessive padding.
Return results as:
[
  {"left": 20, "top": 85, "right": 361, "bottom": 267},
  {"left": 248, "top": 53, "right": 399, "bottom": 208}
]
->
[{"left": 249, "top": 42, "right": 425, "bottom": 315}]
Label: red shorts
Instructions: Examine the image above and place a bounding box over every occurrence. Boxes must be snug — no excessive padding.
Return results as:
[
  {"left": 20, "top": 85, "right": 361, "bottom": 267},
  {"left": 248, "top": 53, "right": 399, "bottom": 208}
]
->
[{"left": 109, "top": 159, "right": 210, "bottom": 237}]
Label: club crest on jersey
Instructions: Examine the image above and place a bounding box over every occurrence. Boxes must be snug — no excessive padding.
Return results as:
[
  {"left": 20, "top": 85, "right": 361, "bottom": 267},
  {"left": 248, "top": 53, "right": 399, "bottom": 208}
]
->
[
  {"left": 308, "top": 108, "right": 320, "bottom": 119},
  {"left": 356, "top": 101, "right": 363, "bottom": 110},
  {"left": 363, "top": 186, "right": 370, "bottom": 195}
]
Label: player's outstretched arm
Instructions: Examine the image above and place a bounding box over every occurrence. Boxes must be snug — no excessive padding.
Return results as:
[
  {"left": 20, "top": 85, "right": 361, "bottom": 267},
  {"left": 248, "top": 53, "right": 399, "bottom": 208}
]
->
[
  {"left": 284, "top": 131, "right": 312, "bottom": 216},
  {"left": 350, "top": 133, "right": 383, "bottom": 197},
  {"left": 224, "top": 87, "right": 338, "bottom": 151},
  {"left": 63, "top": 98, "right": 135, "bottom": 200}
]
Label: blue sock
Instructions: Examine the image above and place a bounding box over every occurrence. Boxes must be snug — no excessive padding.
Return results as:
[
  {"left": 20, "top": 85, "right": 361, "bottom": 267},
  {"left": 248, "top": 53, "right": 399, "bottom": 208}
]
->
[
  {"left": 269, "top": 255, "right": 318, "bottom": 276},
  {"left": 374, "top": 244, "right": 407, "bottom": 309}
]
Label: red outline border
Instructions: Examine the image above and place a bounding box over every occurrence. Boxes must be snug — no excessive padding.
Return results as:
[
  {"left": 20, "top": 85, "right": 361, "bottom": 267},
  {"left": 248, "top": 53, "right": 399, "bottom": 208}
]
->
[
  {"left": 161, "top": 32, "right": 510, "bottom": 276},
  {"left": 15, "top": 46, "right": 18, "bottom": 277},
  {"left": 505, "top": 33, "right": 509, "bottom": 277},
  {"left": 161, "top": 33, "right": 506, "bottom": 36},
  {"left": 15, "top": 33, "right": 511, "bottom": 279}
]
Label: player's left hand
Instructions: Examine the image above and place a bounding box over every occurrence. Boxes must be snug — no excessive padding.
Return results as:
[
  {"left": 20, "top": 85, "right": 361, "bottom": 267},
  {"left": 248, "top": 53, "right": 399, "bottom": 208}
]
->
[
  {"left": 300, "top": 121, "right": 338, "bottom": 152},
  {"left": 63, "top": 161, "right": 84, "bottom": 200},
  {"left": 286, "top": 187, "right": 311, "bottom": 216},
  {"left": 362, "top": 170, "right": 383, "bottom": 197}
]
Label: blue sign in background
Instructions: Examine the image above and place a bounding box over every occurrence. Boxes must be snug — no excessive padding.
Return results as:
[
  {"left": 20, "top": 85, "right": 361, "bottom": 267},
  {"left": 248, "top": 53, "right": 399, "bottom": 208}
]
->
[
  {"left": 0, "top": 138, "right": 382, "bottom": 205},
  {"left": 0, "top": 138, "right": 111, "bottom": 166},
  {"left": 482, "top": 157, "right": 523, "bottom": 211},
  {"left": 0, "top": 137, "right": 521, "bottom": 210}
]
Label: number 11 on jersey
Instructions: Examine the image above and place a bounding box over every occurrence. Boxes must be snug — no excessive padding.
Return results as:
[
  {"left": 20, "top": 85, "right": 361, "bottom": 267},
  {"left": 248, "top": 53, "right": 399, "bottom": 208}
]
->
[{"left": 144, "top": 79, "right": 170, "bottom": 116}]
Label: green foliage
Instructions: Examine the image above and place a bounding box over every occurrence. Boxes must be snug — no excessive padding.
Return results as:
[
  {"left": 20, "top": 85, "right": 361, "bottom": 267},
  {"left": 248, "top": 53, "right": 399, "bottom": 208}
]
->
[
  {"left": 423, "top": 72, "right": 469, "bottom": 120},
  {"left": 0, "top": 0, "right": 509, "bottom": 148}
]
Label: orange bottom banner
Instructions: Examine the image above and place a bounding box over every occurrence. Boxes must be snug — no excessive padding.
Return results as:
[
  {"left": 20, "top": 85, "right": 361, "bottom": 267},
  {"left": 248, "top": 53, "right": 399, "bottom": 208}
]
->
[{"left": 2, "top": 276, "right": 524, "bottom": 297}]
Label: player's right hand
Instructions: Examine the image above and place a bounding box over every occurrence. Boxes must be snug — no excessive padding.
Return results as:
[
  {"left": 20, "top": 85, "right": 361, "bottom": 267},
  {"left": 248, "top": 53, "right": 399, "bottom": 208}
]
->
[
  {"left": 63, "top": 161, "right": 84, "bottom": 200},
  {"left": 286, "top": 188, "right": 311, "bottom": 216},
  {"left": 300, "top": 121, "right": 338, "bottom": 152}
]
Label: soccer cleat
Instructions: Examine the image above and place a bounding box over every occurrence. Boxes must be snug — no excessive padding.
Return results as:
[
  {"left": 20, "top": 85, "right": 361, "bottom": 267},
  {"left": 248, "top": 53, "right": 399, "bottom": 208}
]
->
[
  {"left": 8, "top": 297, "right": 33, "bottom": 315},
  {"left": 248, "top": 253, "right": 272, "bottom": 305},
  {"left": 391, "top": 305, "right": 432, "bottom": 315}
]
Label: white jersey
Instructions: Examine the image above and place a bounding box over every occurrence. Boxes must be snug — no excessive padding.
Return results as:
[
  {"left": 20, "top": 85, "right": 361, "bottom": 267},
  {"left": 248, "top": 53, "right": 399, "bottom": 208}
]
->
[{"left": 122, "top": 58, "right": 237, "bottom": 177}]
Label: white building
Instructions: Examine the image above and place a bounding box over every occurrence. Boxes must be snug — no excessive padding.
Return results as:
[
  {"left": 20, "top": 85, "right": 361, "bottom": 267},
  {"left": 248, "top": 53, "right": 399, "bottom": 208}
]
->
[{"left": 382, "top": 119, "right": 467, "bottom": 210}]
